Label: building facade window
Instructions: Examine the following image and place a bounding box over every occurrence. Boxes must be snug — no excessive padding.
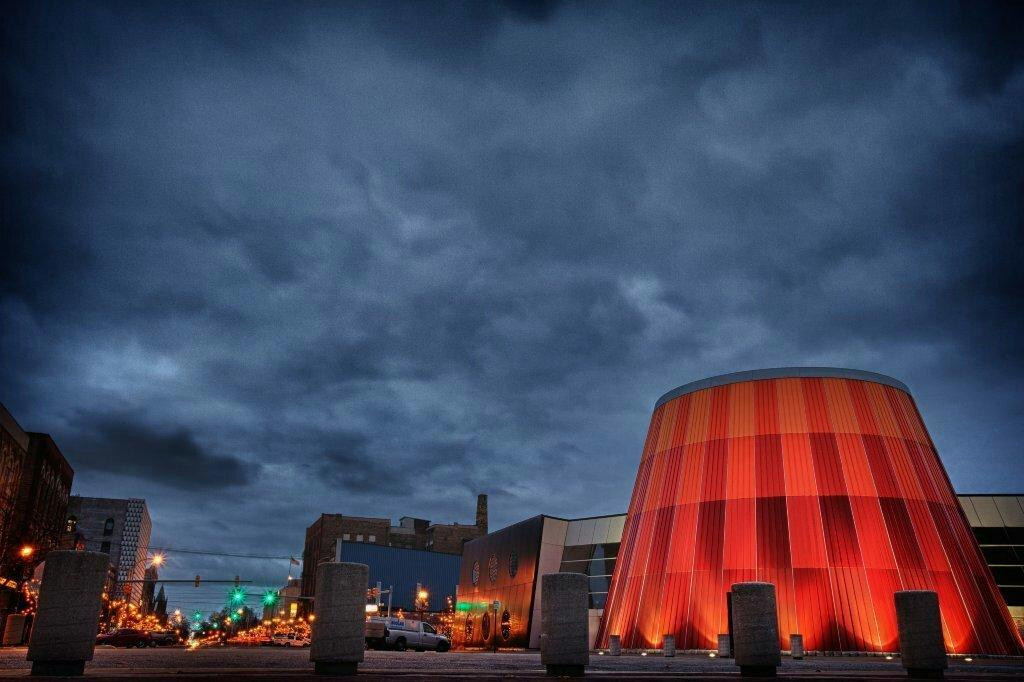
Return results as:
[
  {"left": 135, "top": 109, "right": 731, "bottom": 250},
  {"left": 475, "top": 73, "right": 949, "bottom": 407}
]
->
[
  {"left": 66, "top": 515, "right": 77, "bottom": 533},
  {"left": 368, "top": 535, "right": 376, "bottom": 542},
  {"left": 356, "top": 534, "right": 363, "bottom": 542},
  {"left": 101, "top": 541, "right": 111, "bottom": 553},
  {"left": 508, "top": 552, "right": 518, "bottom": 578},
  {"left": 471, "top": 561, "right": 480, "bottom": 586},
  {"left": 343, "top": 533, "right": 350, "bottom": 540},
  {"left": 103, "top": 517, "right": 114, "bottom": 536},
  {"left": 488, "top": 554, "right": 498, "bottom": 583}
]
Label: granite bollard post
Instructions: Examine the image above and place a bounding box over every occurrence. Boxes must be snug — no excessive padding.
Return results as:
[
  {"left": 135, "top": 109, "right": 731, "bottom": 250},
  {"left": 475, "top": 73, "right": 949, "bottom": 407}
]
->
[
  {"left": 731, "top": 582, "right": 781, "bottom": 677},
  {"left": 26, "top": 550, "right": 108, "bottom": 676},
  {"left": 541, "top": 573, "right": 588, "bottom": 677},
  {"left": 895, "top": 591, "right": 947, "bottom": 680},
  {"left": 662, "top": 634, "right": 675, "bottom": 657},
  {"left": 790, "top": 634, "right": 804, "bottom": 660},
  {"left": 717, "top": 633, "right": 732, "bottom": 657},
  {"left": 3, "top": 614, "right": 28, "bottom": 646},
  {"left": 608, "top": 634, "right": 621, "bottom": 656},
  {"left": 310, "top": 562, "right": 368, "bottom": 676}
]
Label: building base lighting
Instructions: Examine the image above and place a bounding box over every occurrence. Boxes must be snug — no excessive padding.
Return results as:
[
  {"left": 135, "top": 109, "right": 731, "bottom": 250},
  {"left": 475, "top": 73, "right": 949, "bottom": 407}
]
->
[{"left": 597, "top": 369, "right": 1023, "bottom": 656}]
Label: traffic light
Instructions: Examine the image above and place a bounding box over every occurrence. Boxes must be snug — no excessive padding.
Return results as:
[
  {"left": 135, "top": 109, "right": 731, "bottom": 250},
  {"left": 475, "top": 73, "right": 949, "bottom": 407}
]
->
[
  {"left": 262, "top": 590, "right": 278, "bottom": 607},
  {"left": 194, "top": 574, "right": 200, "bottom": 588},
  {"left": 230, "top": 587, "right": 246, "bottom": 605},
  {"left": 234, "top": 575, "right": 240, "bottom": 587}
]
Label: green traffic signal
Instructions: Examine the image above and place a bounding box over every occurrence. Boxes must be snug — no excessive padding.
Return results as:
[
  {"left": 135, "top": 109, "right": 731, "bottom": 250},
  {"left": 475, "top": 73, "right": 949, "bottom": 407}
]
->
[
  {"left": 262, "top": 590, "right": 278, "bottom": 606},
  {"left": 229, "top": 587, "right": 246, "bottom": 605}
]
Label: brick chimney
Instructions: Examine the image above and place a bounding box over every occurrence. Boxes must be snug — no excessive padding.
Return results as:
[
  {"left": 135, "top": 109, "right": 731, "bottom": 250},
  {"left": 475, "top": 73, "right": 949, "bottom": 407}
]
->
[{"left": 476, "top": 494, "right": 488, "bottom": 533}]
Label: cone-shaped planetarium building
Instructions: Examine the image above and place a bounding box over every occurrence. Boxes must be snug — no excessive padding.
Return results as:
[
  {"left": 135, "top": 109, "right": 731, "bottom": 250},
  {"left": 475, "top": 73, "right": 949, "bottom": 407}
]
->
[{"left": 597, "top": 368, "right": 1022, "bottom": 655}]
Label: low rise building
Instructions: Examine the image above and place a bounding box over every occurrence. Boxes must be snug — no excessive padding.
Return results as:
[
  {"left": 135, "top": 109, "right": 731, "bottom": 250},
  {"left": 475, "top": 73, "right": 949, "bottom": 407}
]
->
[
  {"left": 300, "top": 494, "right": 487, "bottom": 607},
  {"left": 455, "top": 513, "right": 622, "bottom": 649},
  {"left": 457, "top": 495, "right": 1022, "bottom": 650},
  {"left": 336, "top": 541, "right": 461, "bottom": 613},
  {"left": 959, "top": 494, "right": 1024, "bottom": 636},
  {"left": 266, "top": 578, "right": 302, "bottom": 621}
]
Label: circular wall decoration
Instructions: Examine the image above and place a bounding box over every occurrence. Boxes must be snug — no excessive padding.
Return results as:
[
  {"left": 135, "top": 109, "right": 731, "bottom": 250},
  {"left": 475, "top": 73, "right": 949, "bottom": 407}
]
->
[
  {"left": 488, "top": 553, "right": 499, "bottom": 583},
  {"left": 471, "top": 561, "right": 480, "bottom": 586},
  {"left": 481, "top": 611, "right": 491, "bottom": 640},
  {"left": 508, "top": 551, "right": 518, "bottom": 578}
]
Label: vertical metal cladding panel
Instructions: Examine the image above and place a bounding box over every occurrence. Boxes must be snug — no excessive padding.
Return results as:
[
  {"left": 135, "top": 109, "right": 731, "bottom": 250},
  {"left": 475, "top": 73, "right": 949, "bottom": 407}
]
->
[
  {"left": 453, "top": 516, "right": 545, "bottom": 649},
  {"left": 337, "top": 542, "right": 460, "bottom": 612},
  {"left": 597, "top": 371, "right": 1024, "bottom": 655}
]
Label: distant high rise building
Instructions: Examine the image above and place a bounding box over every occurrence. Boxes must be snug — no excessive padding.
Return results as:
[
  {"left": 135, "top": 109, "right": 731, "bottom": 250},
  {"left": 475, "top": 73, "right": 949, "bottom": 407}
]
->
[
  {"left": 66, "top": 497, "right": 152, "bottom": 606},
  {"left": 141, "top": 565, "right": 159, "bottom": 614},
  {"left": 153, "top": 584, "right": 167, "bottom": 620}
]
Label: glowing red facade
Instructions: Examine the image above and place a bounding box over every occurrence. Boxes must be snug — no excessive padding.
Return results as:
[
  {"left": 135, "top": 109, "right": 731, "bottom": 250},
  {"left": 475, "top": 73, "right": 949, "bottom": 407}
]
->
[{"left": 598, "top": 369, "right": 1022, "bottom": 655}]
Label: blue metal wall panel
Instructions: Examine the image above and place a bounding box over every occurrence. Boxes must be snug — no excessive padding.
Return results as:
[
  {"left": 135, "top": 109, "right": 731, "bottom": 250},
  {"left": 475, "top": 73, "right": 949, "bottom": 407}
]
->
[{"left": 337, "top": 542, "right": 460, "bottom": 611}]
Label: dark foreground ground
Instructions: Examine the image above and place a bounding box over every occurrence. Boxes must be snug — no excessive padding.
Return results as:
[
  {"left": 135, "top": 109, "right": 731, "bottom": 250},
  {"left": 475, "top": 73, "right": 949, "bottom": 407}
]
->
[{"left": 1, "top": 647, "right": 1022, "bottom": 680}]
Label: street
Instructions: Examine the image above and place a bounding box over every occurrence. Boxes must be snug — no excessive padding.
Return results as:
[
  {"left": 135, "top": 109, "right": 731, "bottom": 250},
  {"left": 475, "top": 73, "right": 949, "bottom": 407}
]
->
[{"left": 1, "top": 647, "right": 1023, "bottom": 680}]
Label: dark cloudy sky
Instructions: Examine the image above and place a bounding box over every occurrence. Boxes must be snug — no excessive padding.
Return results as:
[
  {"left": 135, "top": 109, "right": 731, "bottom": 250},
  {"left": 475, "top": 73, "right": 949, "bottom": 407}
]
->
[{"left": 2, "top": 0, "right": 1023, "bottom": 615}]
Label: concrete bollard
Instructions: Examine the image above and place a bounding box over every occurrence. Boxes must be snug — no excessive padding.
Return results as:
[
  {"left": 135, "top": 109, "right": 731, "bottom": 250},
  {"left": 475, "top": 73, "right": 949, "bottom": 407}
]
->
[
  {"left": 790, "top": 634, "right": 804, "bottom": 660},
  {"left": 310, "top": 562, "right": 368, "bottom": 676},
  {"left": 731, "top": 582, "right": 781, "bottom": 677},
  {"left": 608, "top": 634, "right": 621, "bottom": 656},
  {"left": 718, "top": 633, "right": 732, "bottom": 657},
  {"left": 540, "top": 573, "right": 589, "bottom": 677},
  {"left": 3, "top": 613, "right": 28, "bottom": 646},
  {"left": 662, "top": 634, "right": 675, "bottom": 657},
  {"left": 895, "top": 591, "right": 947, "bottom": 680},
  {"left": 27, "top": 550, "right": 108, "bottom": 676}
]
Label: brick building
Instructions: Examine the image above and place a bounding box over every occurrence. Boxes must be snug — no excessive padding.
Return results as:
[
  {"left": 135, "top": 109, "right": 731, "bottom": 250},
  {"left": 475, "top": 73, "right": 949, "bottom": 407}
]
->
[
  {"left": 300, "top": 494, "right": 487, "bottom": 606},
  {"left": 0, "top": 404, "right": 29, "bottom": 583},
  {"left": 13, "top": 434, "right": 74, "bottom": 561},
  {"left": 0, "top": 405, "right": 75, "bottom": 639}
]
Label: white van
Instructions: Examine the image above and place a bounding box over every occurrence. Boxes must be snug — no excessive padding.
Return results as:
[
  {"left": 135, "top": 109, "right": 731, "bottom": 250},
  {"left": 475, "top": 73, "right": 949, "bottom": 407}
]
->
[
  {"left": 366, "top": 617, "right": 450, "bottom": 652},
  {"left": 271, "top": 631, "right": 309, "bottom": 647}
]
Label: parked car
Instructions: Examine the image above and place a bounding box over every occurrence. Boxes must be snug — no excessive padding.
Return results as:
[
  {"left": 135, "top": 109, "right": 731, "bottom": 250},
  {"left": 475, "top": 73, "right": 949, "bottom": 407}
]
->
[
  {"left": 96, "top": 628, "right": 153, "bottom": 648},
  {"left": 148, "top": 630, "right": 178, "bottom": 646},
  {"left": 270, "top": 631, "right": 309, "bottom": 647},
  {"left": 366, "top": 617, "right": 449, "bottom": 652}
]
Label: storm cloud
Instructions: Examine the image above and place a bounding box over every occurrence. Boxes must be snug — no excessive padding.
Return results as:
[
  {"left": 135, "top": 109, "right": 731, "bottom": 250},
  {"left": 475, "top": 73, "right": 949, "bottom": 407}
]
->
[{"left": 2, "top": 1, "right": 1022, "bottom": 613}]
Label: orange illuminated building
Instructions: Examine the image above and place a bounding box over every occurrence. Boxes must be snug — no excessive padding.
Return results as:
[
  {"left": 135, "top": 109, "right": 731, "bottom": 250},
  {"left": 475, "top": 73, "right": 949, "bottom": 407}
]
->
[{"left": 597, "top": 368, "right": 1023, "bottom": 655}]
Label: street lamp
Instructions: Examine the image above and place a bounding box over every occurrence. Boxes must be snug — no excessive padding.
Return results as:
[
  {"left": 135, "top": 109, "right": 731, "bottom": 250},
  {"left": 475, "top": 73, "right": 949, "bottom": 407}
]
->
[
  {"left": 150, "top": 553, "right": 165, "bottom": 567},
  {"left": 19, "top": 545, "right": 34, "bottom": 559}
]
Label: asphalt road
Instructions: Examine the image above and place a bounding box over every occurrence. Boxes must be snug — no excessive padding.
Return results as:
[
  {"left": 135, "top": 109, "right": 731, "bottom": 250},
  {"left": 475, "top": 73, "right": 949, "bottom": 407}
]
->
[{"left": 1, "top": 647, "right": 1022, "bottom": 680}]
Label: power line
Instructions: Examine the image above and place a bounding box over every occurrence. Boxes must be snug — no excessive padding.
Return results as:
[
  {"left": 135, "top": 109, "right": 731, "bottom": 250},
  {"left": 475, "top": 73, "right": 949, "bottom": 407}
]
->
[
  {"left": 76, "top": 536, "right": 301, "bottom": 562},
  {"left": 149, "top": 545, "right": 301, "bottom": 562}
]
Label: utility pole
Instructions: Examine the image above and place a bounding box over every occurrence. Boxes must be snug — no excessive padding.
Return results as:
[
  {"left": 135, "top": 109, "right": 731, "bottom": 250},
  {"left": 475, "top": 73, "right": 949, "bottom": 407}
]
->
[{"left": 492, "top": 600, "right": 500, "bottom": 653}]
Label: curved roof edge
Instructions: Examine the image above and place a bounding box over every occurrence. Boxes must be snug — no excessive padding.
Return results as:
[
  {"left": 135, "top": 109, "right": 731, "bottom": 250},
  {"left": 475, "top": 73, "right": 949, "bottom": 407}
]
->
[{"left": 655, "top": 367, "right": 910, "bottom": 409}]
